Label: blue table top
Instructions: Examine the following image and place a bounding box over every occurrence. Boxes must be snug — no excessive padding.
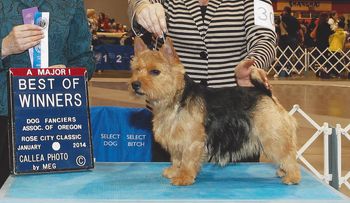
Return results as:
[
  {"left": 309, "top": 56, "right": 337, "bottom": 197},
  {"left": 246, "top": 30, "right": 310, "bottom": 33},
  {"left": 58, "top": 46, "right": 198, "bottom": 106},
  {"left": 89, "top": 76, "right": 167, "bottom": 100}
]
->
[{"left": 0, "top": 162, "right": 348, "bottom": 203}]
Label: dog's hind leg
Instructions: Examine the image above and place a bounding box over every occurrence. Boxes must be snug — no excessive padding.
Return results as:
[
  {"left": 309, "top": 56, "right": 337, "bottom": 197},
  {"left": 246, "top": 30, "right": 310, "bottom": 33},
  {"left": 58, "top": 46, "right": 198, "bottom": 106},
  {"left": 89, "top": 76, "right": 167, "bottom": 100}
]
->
[
  {"left": 253, "top": 98, "right": 301, "bottom": 184},
  {"left": 278, "top": 154, "right": 301, "bottom": 185},
  {"left": 258, "top": 128, "right": 301, "bottom": 184}
]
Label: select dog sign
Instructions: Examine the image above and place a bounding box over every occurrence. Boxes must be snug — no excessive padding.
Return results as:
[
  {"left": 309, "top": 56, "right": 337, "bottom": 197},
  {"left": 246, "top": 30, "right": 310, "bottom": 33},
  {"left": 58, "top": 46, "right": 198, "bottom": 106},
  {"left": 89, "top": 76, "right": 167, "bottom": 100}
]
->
[{"left": 8, "top": 68, "right": 94, "bottom": 174}]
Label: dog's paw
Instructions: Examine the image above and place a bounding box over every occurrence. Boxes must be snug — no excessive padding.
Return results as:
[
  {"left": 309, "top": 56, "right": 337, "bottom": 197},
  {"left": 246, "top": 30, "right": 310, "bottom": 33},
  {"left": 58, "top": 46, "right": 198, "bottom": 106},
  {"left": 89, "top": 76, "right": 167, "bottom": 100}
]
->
[
  {"left": 163, "top": 166, "right": 178, "bottom": 179},
  {"left": 171, "top": 175, "right": 195, "bottom": 186},
  {"left": 282, "top": 171, "right": 301, "bottom": 185},
  {"left": 276, "top": 168, "right": 286, "bottom": 178}
]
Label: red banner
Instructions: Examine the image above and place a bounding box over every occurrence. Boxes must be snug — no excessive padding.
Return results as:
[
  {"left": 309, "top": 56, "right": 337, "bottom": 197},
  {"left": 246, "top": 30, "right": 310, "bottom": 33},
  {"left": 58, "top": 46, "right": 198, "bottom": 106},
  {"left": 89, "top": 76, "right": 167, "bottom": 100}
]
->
[{"left": 10, "top": 68, "right": 86, "bottom": 77}]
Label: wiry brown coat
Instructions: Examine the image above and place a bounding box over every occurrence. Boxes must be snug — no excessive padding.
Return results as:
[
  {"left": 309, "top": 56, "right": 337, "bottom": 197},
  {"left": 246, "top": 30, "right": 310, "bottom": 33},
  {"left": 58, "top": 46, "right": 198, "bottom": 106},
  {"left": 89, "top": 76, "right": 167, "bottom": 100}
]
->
[{"left": 130, "top": 37, "right": 301, "bottom": 186}]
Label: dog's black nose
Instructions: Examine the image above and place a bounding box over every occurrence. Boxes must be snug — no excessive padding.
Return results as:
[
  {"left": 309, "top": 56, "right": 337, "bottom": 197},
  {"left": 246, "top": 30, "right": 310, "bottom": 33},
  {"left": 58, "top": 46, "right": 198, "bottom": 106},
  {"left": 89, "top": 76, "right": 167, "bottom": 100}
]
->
[{"left": 131, "top": 81, "right": 141, "bottom": 91}]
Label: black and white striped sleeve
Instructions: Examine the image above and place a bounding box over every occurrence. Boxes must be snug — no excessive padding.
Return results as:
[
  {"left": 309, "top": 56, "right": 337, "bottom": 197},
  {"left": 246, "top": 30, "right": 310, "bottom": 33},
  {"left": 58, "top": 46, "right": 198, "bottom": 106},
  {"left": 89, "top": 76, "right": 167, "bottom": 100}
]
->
[{"left": 243, "top": 0, "right": 277, "bottom": 70}]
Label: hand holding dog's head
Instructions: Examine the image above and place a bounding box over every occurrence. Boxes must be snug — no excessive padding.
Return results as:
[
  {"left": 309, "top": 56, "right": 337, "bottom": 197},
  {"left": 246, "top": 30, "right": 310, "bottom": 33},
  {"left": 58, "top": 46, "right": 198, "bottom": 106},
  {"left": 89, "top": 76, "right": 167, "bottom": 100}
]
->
[{"left": 130, "top": 37, "right": 185, "bottom": 101}]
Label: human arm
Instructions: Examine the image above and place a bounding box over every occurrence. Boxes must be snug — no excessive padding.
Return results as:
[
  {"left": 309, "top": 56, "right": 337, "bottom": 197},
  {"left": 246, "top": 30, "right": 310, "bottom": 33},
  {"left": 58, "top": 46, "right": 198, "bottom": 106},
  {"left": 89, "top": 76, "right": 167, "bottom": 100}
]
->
[
  {"left": 236, "top": 0, "right": 276, "bottom": 87},
  {"left": 128, "top": 0, "right": 166, "bottom": 36},
  {"left": 66, "top": 0, "right": 95, "bottom": 79},
  {"left": 243, "top": 0, "right": 277, "bottom": 70}
]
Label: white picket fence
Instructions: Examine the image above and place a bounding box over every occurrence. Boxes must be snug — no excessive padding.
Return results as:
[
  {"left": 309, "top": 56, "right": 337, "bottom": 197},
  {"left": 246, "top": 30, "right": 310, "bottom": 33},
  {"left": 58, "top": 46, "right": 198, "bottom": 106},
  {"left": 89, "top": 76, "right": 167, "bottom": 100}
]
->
[
  {"left": 338, "top": 123, "right": 350, "bottom": 189},
  {"left": 290, "top": 105, "right": 350, "bottom": 190},
  {"left": 268, "top": 47, "right": 350, "bottom": 76}
]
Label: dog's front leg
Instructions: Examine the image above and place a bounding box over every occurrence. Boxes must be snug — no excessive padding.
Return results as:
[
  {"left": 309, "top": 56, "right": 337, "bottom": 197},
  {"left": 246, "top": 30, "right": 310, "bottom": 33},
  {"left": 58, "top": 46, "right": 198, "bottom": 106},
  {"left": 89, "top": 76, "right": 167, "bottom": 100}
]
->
[
  {"left": 171, "top": 141, "right": 205, "bottom": 186},
  {"left": 154, "top": 133, "right": 182, "bottom": 179},
  {"left": 163, "top": 157, "right": 181, "bottom": 179}
]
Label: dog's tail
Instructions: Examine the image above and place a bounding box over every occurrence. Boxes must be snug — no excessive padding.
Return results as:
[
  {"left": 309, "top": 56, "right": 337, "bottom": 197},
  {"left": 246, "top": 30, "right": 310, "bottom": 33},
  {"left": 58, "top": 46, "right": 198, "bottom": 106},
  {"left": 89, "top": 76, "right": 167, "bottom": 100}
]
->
[{"left": 250, "top": 68, "right": 272, "bottom": 97}]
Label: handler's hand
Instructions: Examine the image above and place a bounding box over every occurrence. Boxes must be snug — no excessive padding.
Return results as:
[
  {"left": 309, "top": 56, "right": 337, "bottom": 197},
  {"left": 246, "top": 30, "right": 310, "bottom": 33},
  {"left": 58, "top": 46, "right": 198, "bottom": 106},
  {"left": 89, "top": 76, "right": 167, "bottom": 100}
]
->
[
  {"left": 1, "top": 24, "right": 44, "bottom": 58},
  {"left": 135, "top": 2, "right": 167, "bottom": 37},
  {"left": 235, "top": 59, "right": 270, "bottom": 89}
]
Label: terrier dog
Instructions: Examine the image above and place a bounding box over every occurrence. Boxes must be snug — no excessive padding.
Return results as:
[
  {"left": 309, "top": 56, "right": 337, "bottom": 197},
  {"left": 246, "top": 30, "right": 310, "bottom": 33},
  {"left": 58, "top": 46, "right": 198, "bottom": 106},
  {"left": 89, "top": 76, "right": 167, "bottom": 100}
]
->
[{"left": 130, "top": 37, "right": 301, "bottom": 186}]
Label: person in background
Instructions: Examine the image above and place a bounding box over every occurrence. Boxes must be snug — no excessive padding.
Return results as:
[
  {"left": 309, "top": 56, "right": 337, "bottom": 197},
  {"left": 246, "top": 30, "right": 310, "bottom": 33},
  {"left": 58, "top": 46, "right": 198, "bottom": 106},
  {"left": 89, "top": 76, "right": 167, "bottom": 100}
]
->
[
  {"left": 299, "top": 20, "right": 307, "bottom": 45},
  {"left": 281, "top": 6, "right": 302, "bottom": 49},
  {"left": 315, "top": 12, "right": 333, "bottom": 78},
  {"left": 128, "top": 0, "right": 276, "bottom": 162},
  {"left": 328, "top": 11, "right": 338, "bottom": 31},
  {"left": 338, "top": 15, "right": 346, "bottom": 32},
  {"left": 274, "top": 15, "right": 288, "bottom": 78},
  {"left": 328, "top": 21, "right": 348, "bottom": 78},
  {"left": 278, "top": 15, "right": 288, "bottom": 48},
  {"left": 305, "top": 18, "right": 317, "bottom": 48},
  {"left": 280, "top": 6, "right": 302, "bottom": 76},
  {"left": 275, "top": 17, "right": 282, "bottom": 46},
  {"left": 316, "top": 12, "right": 334, "bottom": 54},
  {"left": 0, "top": 0, "right": 95, "bottom": 188}
]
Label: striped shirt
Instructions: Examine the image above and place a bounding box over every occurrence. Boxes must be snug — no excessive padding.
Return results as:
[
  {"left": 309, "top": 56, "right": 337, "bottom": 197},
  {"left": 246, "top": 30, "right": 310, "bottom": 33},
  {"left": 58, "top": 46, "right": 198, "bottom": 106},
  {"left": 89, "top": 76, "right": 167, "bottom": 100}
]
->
[{"left": 129, "top": 0, "right": 276, "bottom": 88}]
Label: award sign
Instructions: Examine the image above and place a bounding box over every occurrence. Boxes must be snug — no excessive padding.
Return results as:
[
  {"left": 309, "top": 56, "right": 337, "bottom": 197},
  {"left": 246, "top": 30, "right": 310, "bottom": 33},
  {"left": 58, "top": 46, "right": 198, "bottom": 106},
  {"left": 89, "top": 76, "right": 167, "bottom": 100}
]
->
[{"left": 8, "top": 68, "right": 94, "bottom": 174}]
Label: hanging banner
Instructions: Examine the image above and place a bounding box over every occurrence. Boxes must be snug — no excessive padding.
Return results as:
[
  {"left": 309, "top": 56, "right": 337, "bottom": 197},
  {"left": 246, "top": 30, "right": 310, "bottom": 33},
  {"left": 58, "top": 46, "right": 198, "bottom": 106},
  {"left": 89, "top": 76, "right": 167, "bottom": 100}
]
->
[
  {"left": 8, "top": 68, "right": 94, "bottom": 174},
  {"left": 277, "top": 1, "right": 332, "bottom": 11}
]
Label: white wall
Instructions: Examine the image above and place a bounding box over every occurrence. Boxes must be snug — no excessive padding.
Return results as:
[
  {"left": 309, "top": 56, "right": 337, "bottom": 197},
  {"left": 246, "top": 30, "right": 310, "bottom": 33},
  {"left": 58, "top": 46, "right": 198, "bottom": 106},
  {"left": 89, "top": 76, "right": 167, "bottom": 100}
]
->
[{"left": 84, "top": 0, "right": 130, "bottom": 28}]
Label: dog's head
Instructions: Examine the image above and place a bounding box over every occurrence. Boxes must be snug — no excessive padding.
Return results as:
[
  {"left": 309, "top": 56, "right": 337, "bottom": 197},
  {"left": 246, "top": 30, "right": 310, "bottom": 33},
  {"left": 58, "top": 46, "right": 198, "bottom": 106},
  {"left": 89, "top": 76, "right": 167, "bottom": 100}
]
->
[{"left": 130, "top": 37, "right": 186, "bottom": 101}]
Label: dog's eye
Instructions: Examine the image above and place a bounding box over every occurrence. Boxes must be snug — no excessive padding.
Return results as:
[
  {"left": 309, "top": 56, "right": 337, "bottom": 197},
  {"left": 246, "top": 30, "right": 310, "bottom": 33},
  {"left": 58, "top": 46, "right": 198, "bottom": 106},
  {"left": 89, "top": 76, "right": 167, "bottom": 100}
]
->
[{"left": 149, "top": 69, "right": 161, "bottom": 76}]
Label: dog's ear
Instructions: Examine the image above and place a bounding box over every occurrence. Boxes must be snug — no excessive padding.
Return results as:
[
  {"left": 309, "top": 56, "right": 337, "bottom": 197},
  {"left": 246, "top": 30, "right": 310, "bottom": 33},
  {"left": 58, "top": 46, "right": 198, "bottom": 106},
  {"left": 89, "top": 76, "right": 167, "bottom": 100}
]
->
[
  {"left": 134, "top": 37, "right": 149, "bottom": 56},
  {"left": 160, "top": 37, "right": 180, "bottom": 64}
]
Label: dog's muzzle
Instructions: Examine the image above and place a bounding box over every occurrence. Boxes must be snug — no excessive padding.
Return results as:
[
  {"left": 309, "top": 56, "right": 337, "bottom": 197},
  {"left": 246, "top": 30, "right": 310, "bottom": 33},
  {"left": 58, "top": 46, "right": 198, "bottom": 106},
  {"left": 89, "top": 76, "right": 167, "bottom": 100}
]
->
[
  {"left": 131, "top": 81, "right": 141, "bottom": 90},
  {"left": 131, "top": 81, "right": 144, "bottom": 95}
]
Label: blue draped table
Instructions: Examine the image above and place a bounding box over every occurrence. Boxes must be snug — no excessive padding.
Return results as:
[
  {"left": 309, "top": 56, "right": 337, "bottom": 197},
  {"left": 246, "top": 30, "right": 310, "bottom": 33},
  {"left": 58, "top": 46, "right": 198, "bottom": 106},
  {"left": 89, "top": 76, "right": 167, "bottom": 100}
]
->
[{"left": 0, "top": 163, "right": 348, "bottom": 203}]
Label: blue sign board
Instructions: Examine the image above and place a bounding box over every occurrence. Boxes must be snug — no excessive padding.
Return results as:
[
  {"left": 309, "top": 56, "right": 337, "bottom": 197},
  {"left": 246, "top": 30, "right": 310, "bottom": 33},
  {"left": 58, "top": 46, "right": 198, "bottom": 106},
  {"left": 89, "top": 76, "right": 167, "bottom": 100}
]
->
[
  {"left": 90, "top": 106, "right": 153, "bottom": 162},
  {"left": 8, "top": 68, "right": 94, "bottom": 174}
]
